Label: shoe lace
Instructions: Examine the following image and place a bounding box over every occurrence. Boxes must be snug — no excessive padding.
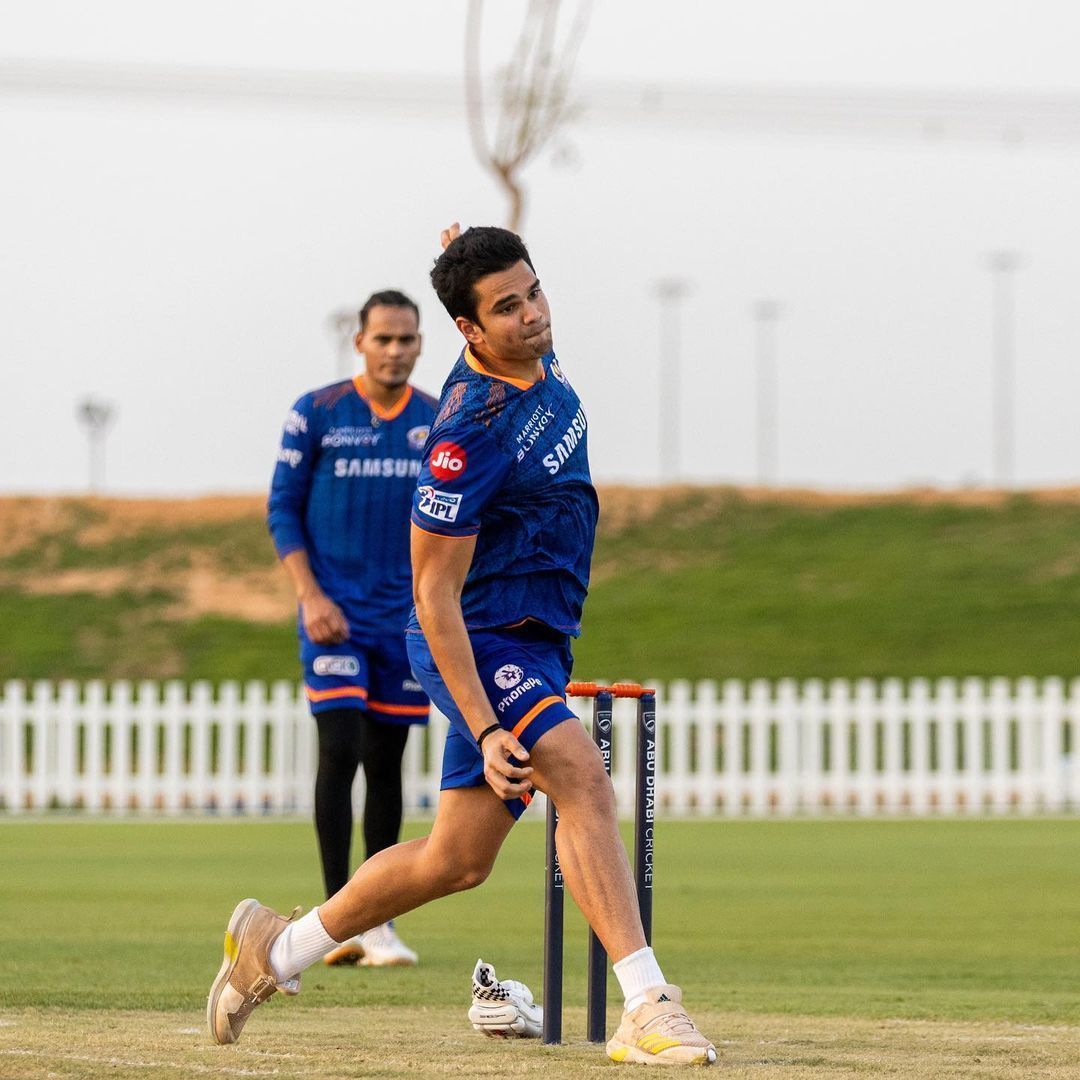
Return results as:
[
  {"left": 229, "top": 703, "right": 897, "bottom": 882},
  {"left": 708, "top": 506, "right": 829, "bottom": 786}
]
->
[{"left": 650, "top": 1006, "right": 697, "bottom": 1038}]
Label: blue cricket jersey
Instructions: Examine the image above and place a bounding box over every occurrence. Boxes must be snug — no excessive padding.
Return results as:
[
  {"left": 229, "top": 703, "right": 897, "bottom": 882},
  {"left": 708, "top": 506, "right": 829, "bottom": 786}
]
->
[
  {"left": 409, "top": 347, "right": 599, "bottom": 636},
  {"left": 268, "top": 377, "right": 438, "bottom": 635}
]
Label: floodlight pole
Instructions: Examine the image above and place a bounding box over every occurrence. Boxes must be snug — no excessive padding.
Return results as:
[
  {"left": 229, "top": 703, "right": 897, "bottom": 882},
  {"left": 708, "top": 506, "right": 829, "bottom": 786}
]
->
[
  {"left": 654, "top": 278, "right": 691, "bottom": 482},
  {"left": 753, "top": 300, "right": 781, "bottom": 487},
  {"left": 987, "top": 251, "right": 1020, "bottom": 489}
]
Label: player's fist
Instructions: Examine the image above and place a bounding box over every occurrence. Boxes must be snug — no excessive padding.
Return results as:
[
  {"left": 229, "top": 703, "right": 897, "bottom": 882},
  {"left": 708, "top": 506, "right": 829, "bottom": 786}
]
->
[
  {"left": 440, "top": 222, "right": 461, "bottom": 250},
  {"left": 480, "top": 728, "right": 533, "bottom": 801},
  {"left": 301, "top": 592, "right": 350, "bottom": 645}
]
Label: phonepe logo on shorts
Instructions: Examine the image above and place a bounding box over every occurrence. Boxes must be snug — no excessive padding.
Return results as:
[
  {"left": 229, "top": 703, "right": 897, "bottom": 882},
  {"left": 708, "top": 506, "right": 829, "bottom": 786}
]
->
[
  {"left": 495, "top": 675, "right": 543, "bottom": 713},
  {"left": 417, "top": 486, "right": 462, "bottom": 523},
  {"left": 494, "top": 665, "right": 524, "bottom": 690},
  {"left": 402, "top": 678, "right": 423, "bottom": 693},
  {"left": 313, "top": 655, "right": 360, "bottom": 677},
  {"left": 429, "top": 441, "right": 467, "bottom": 481}
]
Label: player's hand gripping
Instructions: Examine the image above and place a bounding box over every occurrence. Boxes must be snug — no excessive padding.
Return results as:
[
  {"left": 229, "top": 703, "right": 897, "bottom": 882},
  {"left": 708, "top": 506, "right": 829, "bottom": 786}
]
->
[
  {"left": 300, "top": 591, "right": 350, "bottom": 645},
  {"left": 480, "top": 728, "right": 534, "bottom": 801}
]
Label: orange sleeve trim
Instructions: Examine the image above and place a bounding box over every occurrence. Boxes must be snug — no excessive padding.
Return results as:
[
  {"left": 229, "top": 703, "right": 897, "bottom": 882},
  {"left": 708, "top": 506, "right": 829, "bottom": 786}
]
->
[
  {"left": 464, "top": 346, "right": 544, "bottom": 392},
  {"left": 410, "top": 521, "right": 479, "bottom": 540},
  {"left": 306, "top": 685, "right": 368, "bottom": 703},
  {"left": 510, "top": 695, "right": 564, "bottom": 740},
  {"left": 520, "top": 791, "right": 533, "bottom": 807},
  {"left": 352, "top": 377, "right": 414, "bottom": 421},
  {"left": 368, "top": 700, "right": 431, "bottom": 717}
]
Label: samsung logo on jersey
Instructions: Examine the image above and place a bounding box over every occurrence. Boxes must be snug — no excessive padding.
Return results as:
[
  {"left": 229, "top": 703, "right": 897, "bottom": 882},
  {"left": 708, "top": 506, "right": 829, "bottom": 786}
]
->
[
  {"left": 334, "top": 458, "right": 422, "bottom": 479},
  {"left": 542, "top": 407, "right": 587, "bottom": 475}
]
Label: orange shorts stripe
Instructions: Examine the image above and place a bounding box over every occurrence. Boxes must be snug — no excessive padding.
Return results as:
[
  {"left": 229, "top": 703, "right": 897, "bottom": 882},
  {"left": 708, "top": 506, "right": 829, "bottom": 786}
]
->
[
  {"left": 368, "top": 700, "right": 430, "bottom": 717},
  {"left": 510, "top": 695, "right": 564, "bottom": 740},
  {"left": 305, "top": 685, "right": 368, "bottom": 703}
]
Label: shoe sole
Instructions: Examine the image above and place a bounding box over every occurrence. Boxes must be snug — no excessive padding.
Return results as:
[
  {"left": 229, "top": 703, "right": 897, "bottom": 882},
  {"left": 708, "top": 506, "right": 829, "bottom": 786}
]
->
[
  {"left": 358, "top": 953, "right": 417, "bottom": 967},
  {"left": 606, "top": 1039, "right": 717, "bottom": 1066},
  {"left": 207, "top": 898, "right": 261, "bottom": 1045},
  {"left": 323, "top": 943, "right": 365, "bottom": 966}
]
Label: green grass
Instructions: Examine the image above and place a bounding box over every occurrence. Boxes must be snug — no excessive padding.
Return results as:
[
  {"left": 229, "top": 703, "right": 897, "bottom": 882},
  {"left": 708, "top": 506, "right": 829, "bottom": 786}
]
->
[
  {"left": 3, "top": 818, "right": 1080, "bottom": 1022},
  {"left": 5, "top": 490, "right": 1080, "bottom": 682},
  {"left": 575, "top": 492, "right": 1080, "bottom": 681}
]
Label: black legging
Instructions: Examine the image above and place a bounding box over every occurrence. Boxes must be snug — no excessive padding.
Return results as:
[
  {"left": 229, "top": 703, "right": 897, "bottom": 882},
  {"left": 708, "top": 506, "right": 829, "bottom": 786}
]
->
[{"left": 314, "top": 708, "right": 411, "bottom": 899}]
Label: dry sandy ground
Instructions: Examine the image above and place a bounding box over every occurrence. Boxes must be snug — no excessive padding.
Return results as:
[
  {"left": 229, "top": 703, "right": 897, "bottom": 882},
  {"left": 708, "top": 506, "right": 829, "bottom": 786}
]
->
[
  {"left": 2, "top": 487, "right": 1080, "bottom": 625},
  {"left": 2, "top": 1006, "right": 1079, "bottom": 1079}
]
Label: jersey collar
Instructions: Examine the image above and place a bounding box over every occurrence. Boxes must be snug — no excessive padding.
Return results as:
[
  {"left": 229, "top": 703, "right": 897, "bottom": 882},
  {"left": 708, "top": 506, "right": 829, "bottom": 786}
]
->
[
  {"left": 464, "top": 346, "right": 546, "bottom": 392},
  {"left": 352, "top": 376, "right": 413, "bottom": 421}
]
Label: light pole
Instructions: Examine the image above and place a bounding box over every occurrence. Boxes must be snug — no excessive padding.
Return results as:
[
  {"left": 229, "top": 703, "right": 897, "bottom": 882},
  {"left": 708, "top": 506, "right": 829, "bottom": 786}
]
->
[
  {"left": 76, "top": 398, "right": 116, "bottom": 493},
  {"left": 654, "top": 278, "right": 691, "bottom": 482},
  {"left": 752, "top": 300, "right": 781, "bottom": 487},
  {"left": 327, "top": 308, "right": 359, "bottom": 380},
  {"left": 986, "top": 251, "right": 1020, "bottom": 488}
]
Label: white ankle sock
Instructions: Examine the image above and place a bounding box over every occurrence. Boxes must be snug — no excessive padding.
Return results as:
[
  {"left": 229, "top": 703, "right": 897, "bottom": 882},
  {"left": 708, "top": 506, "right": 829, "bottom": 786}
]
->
[
  {"left": 613, "top": 946, "right": 667, "bottom": 1011},
  {"left": 268, "top": 907, "right": 340, "bottom": 982}
]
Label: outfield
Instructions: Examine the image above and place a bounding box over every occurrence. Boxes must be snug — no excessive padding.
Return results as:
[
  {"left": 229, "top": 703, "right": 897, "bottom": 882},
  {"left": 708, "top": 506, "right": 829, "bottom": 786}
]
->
[{"left": 3, "top": 818, "right": 1080, "bottom": 1077}]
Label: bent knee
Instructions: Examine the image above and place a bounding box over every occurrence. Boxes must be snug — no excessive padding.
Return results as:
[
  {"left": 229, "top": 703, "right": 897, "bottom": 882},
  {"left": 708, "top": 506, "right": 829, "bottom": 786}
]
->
[{"left": 425, "top": 847, "right": 495, "bottom": 894}]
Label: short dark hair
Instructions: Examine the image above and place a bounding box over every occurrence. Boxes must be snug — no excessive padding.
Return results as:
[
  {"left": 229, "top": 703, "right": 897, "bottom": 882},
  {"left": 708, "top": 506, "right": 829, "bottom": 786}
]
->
[
  {"left": 358, "top": 289, "right": 420, "bottom": 331},
  {"left": 430, "top": 226, "right": 535, "bottom": 324}
]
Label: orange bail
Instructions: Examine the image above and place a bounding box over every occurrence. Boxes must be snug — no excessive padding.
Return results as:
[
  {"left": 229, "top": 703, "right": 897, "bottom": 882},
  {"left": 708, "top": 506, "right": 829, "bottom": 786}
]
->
[
  {"left": 565, "top": 681, "right": 656, "bottom": 699},
  {"left": 565, "top": 681, "right": 602, "bottom": 698}
]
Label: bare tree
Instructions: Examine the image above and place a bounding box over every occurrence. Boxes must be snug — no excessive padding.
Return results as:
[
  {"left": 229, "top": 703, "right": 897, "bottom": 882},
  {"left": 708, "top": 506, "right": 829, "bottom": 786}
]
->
[
  {"left": 327, "top": 307, "right": 359, "bottom": 380},
  {"left": 465, "top": 0, "right": 592, "bottom": 232},
  {"left": 76, "top": 398, "right": 116, "bottom": 493}
]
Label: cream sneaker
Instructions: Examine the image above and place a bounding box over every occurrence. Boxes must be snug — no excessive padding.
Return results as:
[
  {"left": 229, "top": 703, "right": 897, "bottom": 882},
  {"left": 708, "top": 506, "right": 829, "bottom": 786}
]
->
[
  {"left": 357, "top": 921, "right": 418, "bottom": 966},
  {"left": 606, "top": 985, "right": 717, "bottom": 1066},
  {"left": 207, "top": 898, "right": 301, "bottom": 1045}
]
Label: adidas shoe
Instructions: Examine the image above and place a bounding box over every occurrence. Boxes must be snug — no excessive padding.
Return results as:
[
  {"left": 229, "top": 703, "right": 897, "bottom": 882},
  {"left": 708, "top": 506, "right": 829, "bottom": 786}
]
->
[
  {"left": 606, "top": 985, "right": 717, "bottom": 1066},
  {"left": 207, "top": 898, "right": 301, "bottom": 1045},
  {"left": 468, "top": 958, "right": 543, "bottom": 1038}
]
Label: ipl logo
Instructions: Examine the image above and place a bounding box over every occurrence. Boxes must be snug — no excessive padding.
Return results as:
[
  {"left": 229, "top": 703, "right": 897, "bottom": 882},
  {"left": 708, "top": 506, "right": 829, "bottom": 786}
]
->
[{"left": 493, "top": 665, "right": 524, "bottom": 690}]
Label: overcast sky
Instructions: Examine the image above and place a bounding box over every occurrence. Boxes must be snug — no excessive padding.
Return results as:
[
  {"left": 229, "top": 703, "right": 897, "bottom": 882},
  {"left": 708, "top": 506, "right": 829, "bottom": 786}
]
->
[{"left": 3, "top": 1, "right": 1079, "bottom": 494}]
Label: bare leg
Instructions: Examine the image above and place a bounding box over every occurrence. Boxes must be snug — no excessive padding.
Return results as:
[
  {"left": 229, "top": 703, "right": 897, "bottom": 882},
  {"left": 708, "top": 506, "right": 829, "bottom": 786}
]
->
[
  {"left": 528, "top": 719, "right": 647, "bottom": 964},
  {"left": 317, "top": 784, "right": 516, "bottom": 941}
]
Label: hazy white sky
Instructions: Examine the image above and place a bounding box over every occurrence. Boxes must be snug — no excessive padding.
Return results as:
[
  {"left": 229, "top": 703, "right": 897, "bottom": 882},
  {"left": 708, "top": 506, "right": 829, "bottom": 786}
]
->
[{"left": 3, "top": 1, "right": 1080, "bottom": 494}]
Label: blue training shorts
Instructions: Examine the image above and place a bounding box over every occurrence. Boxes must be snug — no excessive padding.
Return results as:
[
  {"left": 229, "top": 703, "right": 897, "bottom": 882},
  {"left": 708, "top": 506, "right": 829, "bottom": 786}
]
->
[
  {"left": 406, "top": 623, "right": 577, "bottom": 818},
  {"left": 300, "top": 624, "right": 430, "bottom": 724}
]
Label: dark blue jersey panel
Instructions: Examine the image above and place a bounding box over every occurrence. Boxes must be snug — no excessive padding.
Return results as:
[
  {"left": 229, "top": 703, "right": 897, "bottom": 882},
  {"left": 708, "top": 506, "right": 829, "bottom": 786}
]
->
[
  {"left": 409, "top": 349, "right": 598, "bottom": 636},
  {"left": 268, "top": 379, "right": 437, "bottom": 635}
]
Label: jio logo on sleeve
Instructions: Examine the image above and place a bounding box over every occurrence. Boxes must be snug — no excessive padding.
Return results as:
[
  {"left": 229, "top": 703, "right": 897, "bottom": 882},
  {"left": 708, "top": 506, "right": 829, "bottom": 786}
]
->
[{"left": 430, "top": 441, "right": 468, "bottom": 481}]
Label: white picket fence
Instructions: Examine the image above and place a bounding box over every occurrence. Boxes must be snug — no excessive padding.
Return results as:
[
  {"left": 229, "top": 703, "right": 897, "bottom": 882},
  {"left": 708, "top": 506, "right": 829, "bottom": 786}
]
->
[{"left": 2, "top": 677, "right": 1080, "bottom": 817}]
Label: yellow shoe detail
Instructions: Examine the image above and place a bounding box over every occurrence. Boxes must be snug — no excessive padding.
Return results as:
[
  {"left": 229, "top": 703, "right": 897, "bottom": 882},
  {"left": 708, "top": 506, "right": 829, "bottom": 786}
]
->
[
  {"left": 639, "top": 1034, "right": 682, "bottom": 1054},
  {"left": 223, "top": 931, "right": 239, "bottom": 963},
  {"left": 609, "top": 1047, "right": 628, "bottom": 1062}
]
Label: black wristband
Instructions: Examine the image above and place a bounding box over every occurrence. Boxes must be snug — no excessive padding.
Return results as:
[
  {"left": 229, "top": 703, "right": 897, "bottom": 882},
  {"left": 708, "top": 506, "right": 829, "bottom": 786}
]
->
[{"left": 476, "top": 723, "right": 502, "bottom": 750}]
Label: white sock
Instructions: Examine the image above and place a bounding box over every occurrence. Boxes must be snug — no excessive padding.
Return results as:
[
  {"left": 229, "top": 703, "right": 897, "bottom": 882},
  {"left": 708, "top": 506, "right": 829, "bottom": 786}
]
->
[
  {"left": 268, "top": 907, "right": 340, "bottom": 982},
  {"left": 613, "top": 946, "right": 667, "bottom": 1011}
]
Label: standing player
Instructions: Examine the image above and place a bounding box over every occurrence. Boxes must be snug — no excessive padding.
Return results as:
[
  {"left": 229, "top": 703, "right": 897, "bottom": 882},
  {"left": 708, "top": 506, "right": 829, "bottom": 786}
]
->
[
  {"left": 211, "top": 231, "right": 716, "bottom": 1066},
  {"left": 267, "top": 289, "right": 436, "bottom": 967}
]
